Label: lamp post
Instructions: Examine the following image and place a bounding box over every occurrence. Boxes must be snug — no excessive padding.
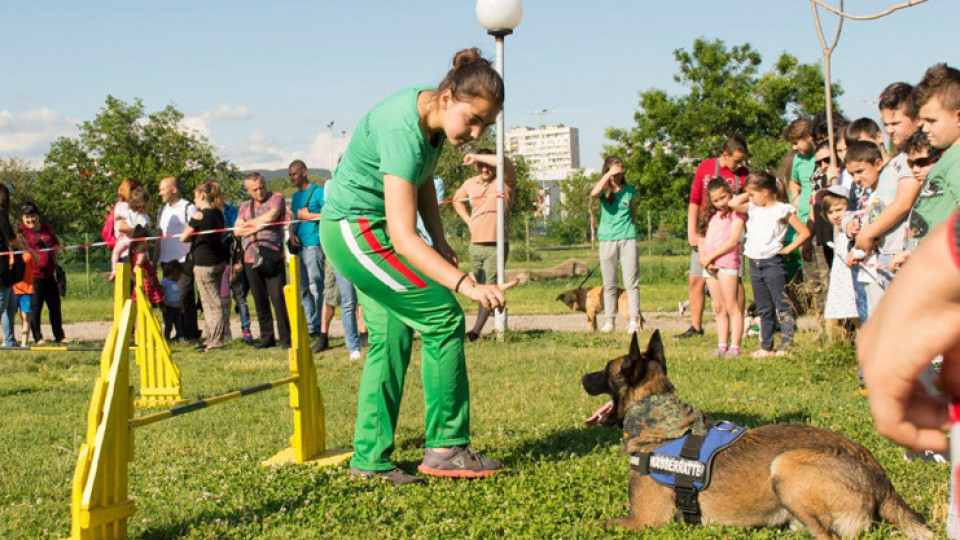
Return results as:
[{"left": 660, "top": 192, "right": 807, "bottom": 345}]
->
[{"left": 476, "top": 0, "right": 522, "bottom": 338}]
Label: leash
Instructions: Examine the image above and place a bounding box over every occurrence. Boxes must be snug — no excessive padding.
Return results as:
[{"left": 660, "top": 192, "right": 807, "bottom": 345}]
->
[{"left": 577, "top": 265, "right": 599, "bottom": 289}]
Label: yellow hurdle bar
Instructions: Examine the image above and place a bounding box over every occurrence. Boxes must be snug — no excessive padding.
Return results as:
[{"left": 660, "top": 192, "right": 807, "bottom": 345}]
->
[
  {"left": 69, "top": 256, "right": 352, "bottom": 539},
  {"left": 129, "top": 375, "right": 299, "bottom": 429}
]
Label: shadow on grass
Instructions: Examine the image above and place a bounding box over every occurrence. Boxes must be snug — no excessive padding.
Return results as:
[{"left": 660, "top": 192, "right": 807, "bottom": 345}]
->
[
  {"left": 0, "top": 386, "right": 41, "bottom": 398},
  {"left": 504, "top": 410, "right": 810, "bottom": 465},
  {"left": 506, "top": 426, "right": 622, "bottom": 465}
]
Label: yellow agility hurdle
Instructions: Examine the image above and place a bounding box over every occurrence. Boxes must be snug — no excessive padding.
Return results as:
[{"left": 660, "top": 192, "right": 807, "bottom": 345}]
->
[
  {"left": 69, "top": 256, "right": 352, "bottom": 539},
  {"left": 111, "top": 262, "right": 187, "bottom": 407}
]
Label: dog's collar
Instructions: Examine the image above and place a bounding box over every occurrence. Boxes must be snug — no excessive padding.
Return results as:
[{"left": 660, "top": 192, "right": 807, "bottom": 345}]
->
[{"left": 622, "top": 393, "right": 705, "bottom": 445}]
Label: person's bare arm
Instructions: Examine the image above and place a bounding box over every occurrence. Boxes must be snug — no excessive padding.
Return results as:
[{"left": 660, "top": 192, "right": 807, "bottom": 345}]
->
[
  {"left": 686, "top": 203, "right": 701, "bottom": 247},
  {"left": 727, "top": 193, "right": 750, "bottom": 214},
  {"left": 855, "top": 176, "right": 922, "bottom": 252},
  {"left": 385, "top": 175, "right": 513, "bottom": 309},
  {"left": 702, "top": 216, "right": 745, "bottom": 266},
  {"left": 235, "top": 203, "right": 280, "bottom": 238},
  {"left": 417, "top": 180, "right": 455, "bottom": 265},
  {"left": 452, "top": 184, "right": 471, "bottom": 226},
  {"left": 779, "top": 213, "right": 811, "bottom": 254},
  {"left": 859, "top": 216, "right": 960, "bottom": 452},
  {"left": 788, "top": 180, "right": 801, "bottom": 208}
]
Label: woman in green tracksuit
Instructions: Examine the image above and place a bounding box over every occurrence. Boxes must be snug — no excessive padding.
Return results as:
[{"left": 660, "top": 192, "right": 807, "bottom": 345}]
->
[{"left": 319, "top": 48, "right": 515, "bottom": 485}]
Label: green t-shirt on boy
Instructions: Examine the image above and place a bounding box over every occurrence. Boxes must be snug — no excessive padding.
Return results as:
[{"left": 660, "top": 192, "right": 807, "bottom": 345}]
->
[
  {"left": 909, "top": 144, "right": 960, "bottom": 247},
  {"left": 596, "top": 184, "right": 638, "bottom": 241},
  {"left": 323, "top": 85, "right": 444, "bottom": 220}
]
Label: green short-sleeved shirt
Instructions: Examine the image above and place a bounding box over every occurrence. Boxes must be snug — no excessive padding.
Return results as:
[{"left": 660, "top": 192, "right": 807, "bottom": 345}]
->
[
  {"left": 909, "top": 144, "right": 960, "bottom": 245},
  {"left": 791, "top": 153, "right": 815, "bottom": 222},
  {"left": 596, "top": 184, "right": 638, "bottom": 241},
  {"left": 323, "top": 86, "right": 444, "bottom": 220}
]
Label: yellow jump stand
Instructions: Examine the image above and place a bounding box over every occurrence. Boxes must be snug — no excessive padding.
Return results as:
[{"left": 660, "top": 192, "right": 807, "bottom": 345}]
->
[
  {"left": 68, "top": 257, "right": 351, "bottom": 538},
  {"left": 263, "top": 255, "right": 353, "bottom": 467},
  {"left": 70, "top": 300, "right": 136, "bottom": 540},
  {"left": 114, "top": 263, "right": 186, "bottom": 407}
]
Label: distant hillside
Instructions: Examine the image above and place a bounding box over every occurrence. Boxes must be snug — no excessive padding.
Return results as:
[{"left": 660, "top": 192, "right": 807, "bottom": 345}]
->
[{"left": 244, "top": 168, "right": 332, "bottom": 183}]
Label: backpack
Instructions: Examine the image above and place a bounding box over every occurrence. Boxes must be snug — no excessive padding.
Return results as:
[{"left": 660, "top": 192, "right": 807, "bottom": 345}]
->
[
  {"left": 0, "top": 229, "right": 26, "bottom": 289},
  {"left": 102, "top": 206, "right": 117, "bottom": 248}
]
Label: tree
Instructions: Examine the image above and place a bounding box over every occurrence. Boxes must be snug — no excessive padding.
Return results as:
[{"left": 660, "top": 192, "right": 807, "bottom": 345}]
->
[
  {"left": 808, "top": 0, "right": 929, "bottom": 167},
  {"left": 37, "top": 96, "right": 242, "bottom": 234},
  {"left": 604, "top": 38, "right": 842, "bottom": 235},
  {"left": 0, "top": 157, "right": 40, "bottom": 211},
  {"left": 550, "top": 169, "right": 597, "bottom": 244}
]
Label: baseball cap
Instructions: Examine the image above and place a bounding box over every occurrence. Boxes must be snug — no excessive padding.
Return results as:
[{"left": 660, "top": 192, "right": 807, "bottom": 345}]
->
[{"left": 814, "top": 184, "right": 849, "bottom": 205}]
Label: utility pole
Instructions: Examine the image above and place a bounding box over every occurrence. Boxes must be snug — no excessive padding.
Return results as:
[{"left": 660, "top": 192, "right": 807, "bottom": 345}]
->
[{"left": 326, "top": 121, "right": 335, "bottom": 177}]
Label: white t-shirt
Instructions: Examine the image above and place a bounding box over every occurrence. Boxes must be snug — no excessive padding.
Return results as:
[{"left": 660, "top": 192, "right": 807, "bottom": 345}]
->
[
  {"left": 864, "top": 153, "right": 914, "bottom": 255},
  {"left": 157, "top": 198, "right": 196, "bottom": 263},
  {"left": 743, "top": 201, "right": 795, "bottom": 260},
  {"left": 114, "top": 201, "right": 151, "bottom": 232}
]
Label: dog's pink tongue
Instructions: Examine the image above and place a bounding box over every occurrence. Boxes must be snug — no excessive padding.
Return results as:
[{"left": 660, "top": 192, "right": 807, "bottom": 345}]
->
[{"left": 585, "top": 400, "right": 613, "bottom": 426}]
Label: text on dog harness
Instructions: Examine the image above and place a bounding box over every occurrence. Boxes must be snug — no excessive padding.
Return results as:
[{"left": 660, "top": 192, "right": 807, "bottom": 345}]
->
[{"left": 630, "top": 421, "right": 747, "bottom": 525}]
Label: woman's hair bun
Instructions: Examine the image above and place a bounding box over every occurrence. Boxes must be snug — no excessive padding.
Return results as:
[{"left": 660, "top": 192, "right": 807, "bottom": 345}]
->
[{"left": 452, "top": 48, "right": 489, "bottom": 70}]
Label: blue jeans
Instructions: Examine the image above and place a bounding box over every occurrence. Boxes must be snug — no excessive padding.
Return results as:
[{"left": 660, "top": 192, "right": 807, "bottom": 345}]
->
[
  {"left": 850, "top": 266, "right": 869, "bottom": 324},
  {"left": 231, "top": 268, "right": 251, "bottom": 333},
  {"left": 299, "top": 245, "right": 326, "bottom": 335},
  {"left": 0, "top": 286, "right": 16, "bottom": 346},
  {"left": 331, "top": 266, "right": 361, "bottom": 353},
  {"left": 748, "top": 256, "right": 794, "bottom": 351}
]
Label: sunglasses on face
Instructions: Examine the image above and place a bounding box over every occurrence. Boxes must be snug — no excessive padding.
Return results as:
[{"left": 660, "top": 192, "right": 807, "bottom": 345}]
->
[
  {"left": 906, "top": 152, "right": 942, "bottom": 168},
  {"left": 815, "top": 158, "right": 831, "bottom": 166}
]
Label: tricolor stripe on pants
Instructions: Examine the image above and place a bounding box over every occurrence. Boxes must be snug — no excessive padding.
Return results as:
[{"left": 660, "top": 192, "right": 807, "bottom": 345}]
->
[{"left": 339, "top": 219, "right": 428, "bottom": 292}]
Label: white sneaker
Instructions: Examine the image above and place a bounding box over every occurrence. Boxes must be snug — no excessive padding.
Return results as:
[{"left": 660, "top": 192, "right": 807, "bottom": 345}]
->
[
  {"left": 349, "top": 350, "right": 362, "bottom": 361},
  {"left": 625, "top": 321, "right": 639, "bottom": 334},
  {"left": 600, "top": 322, "right": 614, "bottom": 333}
]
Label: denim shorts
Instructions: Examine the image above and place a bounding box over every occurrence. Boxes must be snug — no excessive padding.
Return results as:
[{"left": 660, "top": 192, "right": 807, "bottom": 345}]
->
[{"left": 17, "top": 294, "right": 31, "bottom": 314}]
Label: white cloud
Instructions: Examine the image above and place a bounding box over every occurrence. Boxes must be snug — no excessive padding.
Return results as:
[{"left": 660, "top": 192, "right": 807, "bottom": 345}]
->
[
  {"left": 180, "top": 116, "right": 210, "bottom": 137},
  {"left": 228, "top": 131, "right": 303, "bottom": 170},
  {"left": 309, "top": 130, "right": 352, "bottom": 171},
  {"left": 207, "top": 105, "right": 251, "bottom": 122},
  {"left": 181, "top": 104, "right": 252, "bottom": 139},
  {"left": 0, "top": 108, "right": 78, "bottom": 165},
  {"left": 228, "top": 129, "right": 352, "bottom": 171}
]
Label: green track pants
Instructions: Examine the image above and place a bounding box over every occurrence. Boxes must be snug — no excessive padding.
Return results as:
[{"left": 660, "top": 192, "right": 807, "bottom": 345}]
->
[{"left": 319, "top": 217, "right": 470, "bottom": 471}]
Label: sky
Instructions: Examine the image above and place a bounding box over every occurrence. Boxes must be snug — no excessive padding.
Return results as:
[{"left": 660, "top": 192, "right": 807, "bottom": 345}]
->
[{"left": 1, "top": 1, "right": 957, "bottom": 173}]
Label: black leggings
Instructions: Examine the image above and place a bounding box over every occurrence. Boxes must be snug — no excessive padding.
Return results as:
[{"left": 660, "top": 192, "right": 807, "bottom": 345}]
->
[{"left": 30, "top": 275, "right": 64, "bottom": 342}]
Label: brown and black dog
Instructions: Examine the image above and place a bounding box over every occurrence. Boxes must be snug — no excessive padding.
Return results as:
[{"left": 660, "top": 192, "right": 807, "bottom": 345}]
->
[
  {"left": 581, "top": 331, "right": 932, "bottom": 539},
  {"left": 556, "top": 286, "right": 643, "bottom": 331}
]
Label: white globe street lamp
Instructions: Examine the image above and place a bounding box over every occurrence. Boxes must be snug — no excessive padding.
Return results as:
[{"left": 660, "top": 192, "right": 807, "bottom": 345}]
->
[{"left": 476, "top": 0, "right": 522, "bottom": 338}]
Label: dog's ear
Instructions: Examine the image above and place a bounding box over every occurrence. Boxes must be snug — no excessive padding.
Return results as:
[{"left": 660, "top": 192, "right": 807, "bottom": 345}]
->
[
  {"left": 645, "top": 330, "right": 667, "bottom": 376},
  {"left": 622, "top": 331, "right": 646, "bottom": 382}
]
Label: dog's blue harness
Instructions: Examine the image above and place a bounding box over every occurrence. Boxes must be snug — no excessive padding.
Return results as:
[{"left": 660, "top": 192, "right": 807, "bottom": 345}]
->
[{"left": 630, "top": 421, "right": 747, "bottom": 525}]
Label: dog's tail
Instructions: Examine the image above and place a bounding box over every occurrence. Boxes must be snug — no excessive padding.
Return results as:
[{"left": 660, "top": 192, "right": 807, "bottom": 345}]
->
[{"left": 878, "top": 490, "right": 934, "bottom": 539}]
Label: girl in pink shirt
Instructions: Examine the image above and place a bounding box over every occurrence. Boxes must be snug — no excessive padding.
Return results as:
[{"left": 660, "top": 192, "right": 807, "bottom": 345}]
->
[{"left": 698, "top": 178, "right": 746, "bottom": 357}]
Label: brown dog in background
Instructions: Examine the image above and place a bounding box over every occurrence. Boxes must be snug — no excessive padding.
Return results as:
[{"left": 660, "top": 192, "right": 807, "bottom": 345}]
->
[
  {"left": 580, "top": 331, "right": 932, "bottom": 539},
  {"left": 556, "top": 286, "right": 642, "bottom": 331}
]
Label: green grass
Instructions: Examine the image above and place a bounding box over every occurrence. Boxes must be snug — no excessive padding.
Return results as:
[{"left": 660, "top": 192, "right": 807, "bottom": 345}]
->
[{"left": 0, "top": 330, "right": 946, "bottom": 538}]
